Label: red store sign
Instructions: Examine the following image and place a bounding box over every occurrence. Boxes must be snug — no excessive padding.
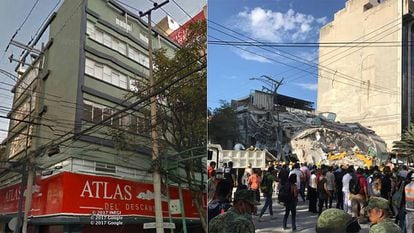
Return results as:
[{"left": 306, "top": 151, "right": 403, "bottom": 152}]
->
[
  {"left": 0, "top": 172, "right": 200, "bottom": 219},
  {"left": 169, "top": 10, "right": 206, "bottom": 45}
]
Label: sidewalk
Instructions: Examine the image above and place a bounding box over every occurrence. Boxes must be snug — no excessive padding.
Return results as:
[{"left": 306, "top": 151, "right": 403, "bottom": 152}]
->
[{"left": 254, "top": 196, "right": 370, "bottom": 233}]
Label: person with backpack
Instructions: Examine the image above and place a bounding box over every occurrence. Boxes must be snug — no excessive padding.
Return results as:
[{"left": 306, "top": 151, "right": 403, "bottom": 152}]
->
[
  {"left": 350, "top": 168, "right": 368, "bottom": 220},
  {"left": 282, "top": 173, "right": 298, "bottom": 231},
  {"left": 381, "top": 166, "right": 393, "bottom": 201},
  {"left": 224, "top": 161, "right": 236, "bottom": 200},
  {"left": 317, "top": 170, "right": 331, "bottom": 215},
  {"left": 290, "top": 163, "right": 305, "bottom": 202},
  {"left": 258, "top": 167, "right": 277, "bottom": 221},
  {"left": 208, "top": 179, "right": 233, "bottom": 222}
]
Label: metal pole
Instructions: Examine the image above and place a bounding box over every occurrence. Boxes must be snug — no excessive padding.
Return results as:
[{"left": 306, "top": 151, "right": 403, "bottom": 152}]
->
[
  {"left": 14, "top": 164, "right": 27, "bottom": 233},
  {"left": 139, "top": 2, "right": 169, "bottom": 232},
  {"left": 22, "top": 165, "right": 34, "bottom": 233},
  {"left": 177, "top": 183, "right": 187, "bottom": 233},
  {"left": 22, "top": 87, "right": 34, "bottom": 233}
]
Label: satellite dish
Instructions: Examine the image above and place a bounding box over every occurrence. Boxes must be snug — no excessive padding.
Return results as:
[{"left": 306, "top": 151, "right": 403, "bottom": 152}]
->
[{"left": 8, "top": 217, "right": 18, "bottom": 231}]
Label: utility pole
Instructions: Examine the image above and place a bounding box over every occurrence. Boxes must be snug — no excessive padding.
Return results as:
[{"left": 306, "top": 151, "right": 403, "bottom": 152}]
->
[
  {"left": 139, "top": 1, "right": 169, "bottom": 233},
  {"left": 8, "top": 40, "right": 42, "bottom": 233},
  {"left": 20, "top": 79, "right": 34, "bottom": 233},
  {"left": 251, "top": 75, "right": 284, "bottom": 159}
]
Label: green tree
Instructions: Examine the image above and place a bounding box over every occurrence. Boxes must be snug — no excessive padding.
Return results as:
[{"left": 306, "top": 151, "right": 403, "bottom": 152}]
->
[
  {"left": 393, "top": 123, "right": 414, "bottom": 162},
  {"left": 152, "top": 20, "right": 207, "bottom": 232},
  {"left": 208, "top": 101, "right": 240, "bottom": 149}
]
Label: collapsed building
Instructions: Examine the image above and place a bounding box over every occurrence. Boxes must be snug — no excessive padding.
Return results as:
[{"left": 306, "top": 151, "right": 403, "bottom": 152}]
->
[{"left": 232, "top": 90, "right": 387, "bottom": 166}]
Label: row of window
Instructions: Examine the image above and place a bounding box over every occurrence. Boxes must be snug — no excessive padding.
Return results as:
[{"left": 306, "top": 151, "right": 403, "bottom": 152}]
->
[
  {"left": 9, "top": 126, "right": 33, "bottom": 158},
  {"left": 82, "top": 100, "right": 150, "bottom": 135},
  {"left": 85, "top": 58, "right": 147, "bottom": 91},
  {"left": 15, "top": 60, "right": 41, "bottom": 100},
  {"left": 10, "top": 93, "right": 37, "bottom": 129},
  {"left": 87, "top": 21, "right": 150, "bottom": 68}
]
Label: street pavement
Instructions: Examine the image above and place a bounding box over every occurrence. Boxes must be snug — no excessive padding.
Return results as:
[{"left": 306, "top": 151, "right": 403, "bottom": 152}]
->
[{"left": 253, "top": 195, "right": 371, "bottom": 233}]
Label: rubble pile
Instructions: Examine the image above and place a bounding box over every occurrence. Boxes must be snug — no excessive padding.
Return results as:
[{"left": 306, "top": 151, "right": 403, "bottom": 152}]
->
[{"left": 289, "top": 119, "right": 387, "bottom": 165}]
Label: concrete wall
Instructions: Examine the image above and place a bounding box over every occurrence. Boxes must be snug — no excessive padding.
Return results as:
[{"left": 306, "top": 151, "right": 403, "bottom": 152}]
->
[{"left": 317, "top": 0, "right": 403, "bottom": 149}]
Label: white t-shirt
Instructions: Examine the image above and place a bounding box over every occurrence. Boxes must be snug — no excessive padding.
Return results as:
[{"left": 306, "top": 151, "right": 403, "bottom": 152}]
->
[
  {"left": 342, "top": 173, "right": 352, "bottom": 193},
  {"left": 310, "top": 174, "right": 317, "bottom": 189},
  {"left": 289, "top": 168, "right": 302, "bottom": 189}
]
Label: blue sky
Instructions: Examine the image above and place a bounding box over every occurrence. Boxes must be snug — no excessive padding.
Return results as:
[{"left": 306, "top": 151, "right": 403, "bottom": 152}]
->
[
  {"left": 0, "top": 0, "right": 205, "bottom": 142},
  {"left": 207, "top": 0, "right": 346, "bottom": 110}
]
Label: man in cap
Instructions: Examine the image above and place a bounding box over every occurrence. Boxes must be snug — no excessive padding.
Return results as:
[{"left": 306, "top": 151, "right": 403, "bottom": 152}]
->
[
  {"left": 316, "top": 208, "right": 361, "bottom": 233},
  {"left": 405, "top": 173, "right": 414, "bottom": 233},
  {"left": 366, "top": 197, "right": 402, "bottom": 233},
  {"left": 209, "top": 189, "right": 259, "bottom": 233}
]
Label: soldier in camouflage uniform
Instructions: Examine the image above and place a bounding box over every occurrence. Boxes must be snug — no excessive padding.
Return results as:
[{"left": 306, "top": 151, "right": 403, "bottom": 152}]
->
[
  {"left": 209, "top": 189, "right": 259, "bottom": 233},
  {"left": 316, "top": 208, "right": 361, "bottom": 233},
  {"left": 366, "top": 197, "right": 402, "bottom": 233}
]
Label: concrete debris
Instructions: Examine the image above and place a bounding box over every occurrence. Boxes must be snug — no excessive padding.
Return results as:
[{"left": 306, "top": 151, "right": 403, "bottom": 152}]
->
[{"left": 246, "top": 110, "right": 387, "bottom": 165}]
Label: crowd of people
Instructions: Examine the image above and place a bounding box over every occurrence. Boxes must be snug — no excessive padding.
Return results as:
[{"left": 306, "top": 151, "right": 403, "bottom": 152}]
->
[{"left": 207, "top": 159, "right": 414, "bottom": 233}]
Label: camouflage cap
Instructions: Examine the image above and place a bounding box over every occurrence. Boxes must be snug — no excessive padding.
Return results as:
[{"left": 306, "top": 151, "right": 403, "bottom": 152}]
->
[
  {"left": 366, "top": 197, "right": 389, "bottom": 211},
  {"left": 234, "top": 189, "right": 260, "bottom": 205},
  {"left": 316, "top": 208, "right": 353, "bottom": 233}
]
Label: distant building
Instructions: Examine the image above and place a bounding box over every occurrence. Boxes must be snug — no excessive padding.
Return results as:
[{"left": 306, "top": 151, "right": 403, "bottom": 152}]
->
[
  {"left": 231, "top": 90, "right": 314, "bottom": 155},
  {"left": 317, "top": 0, "right": 414, "bottom": 149},
  {"left": 155, "top": 15, "right": 180, "bottom": 36}
]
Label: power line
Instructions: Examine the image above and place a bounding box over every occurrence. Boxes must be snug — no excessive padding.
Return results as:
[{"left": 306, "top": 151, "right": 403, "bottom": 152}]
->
[
  {"left": 4, "top": 0, "right": 40, "bottom": 54},
  {"left": 209, "top": 40, "right": 412, "bottom": 48},
  {"left": 208, "top": 20, "right": 400, "bottom": 95},
  {"left": 208, "top": 34, "right": 397, "bottom": 96},
  {"left": 171, "top": 0, "right": 192, "bottom": 19}
]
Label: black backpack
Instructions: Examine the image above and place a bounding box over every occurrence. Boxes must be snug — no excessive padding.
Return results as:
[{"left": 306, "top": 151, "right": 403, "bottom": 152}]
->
[
  {"left": 349, "top": 174, "right": 361, "bottom": 195},
  {"left": 208, "top": 199, "right": 231, "bottom": 222},
  {"left": 278, "top": 182, "right": 292, "bottom": 203},
  {"left": 260, "top": 173, "right": 270, "bottom": 194}
]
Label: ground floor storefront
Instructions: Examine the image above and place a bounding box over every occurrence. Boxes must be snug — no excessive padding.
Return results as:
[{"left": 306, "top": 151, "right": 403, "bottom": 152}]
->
[{"left": 0, "top": 172, "right": 203, "bottom": 233}]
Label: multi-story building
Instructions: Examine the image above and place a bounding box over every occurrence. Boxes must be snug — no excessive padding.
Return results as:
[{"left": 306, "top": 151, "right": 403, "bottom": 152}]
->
[
  {"left": 231, "top": 90, "right": 314, "bottom": 156},
  {"left": 0, "top": 0, "right": 202, "bottom": 232},
  {"left": 317, "top": 0, "right": 414, "bottom": 149}
]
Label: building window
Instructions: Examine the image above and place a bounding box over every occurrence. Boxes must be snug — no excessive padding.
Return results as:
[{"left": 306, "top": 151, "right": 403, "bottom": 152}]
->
[
  {"left": 116, "top": 18, "right": 132, "bottom": 32},
  {"left": 103, "top": 65, "right": 112, "bottom": 83},
  {"left": 85, "top": 58, "right": 133, "bottom": 90},
  {"left": 103, "top": 108, "right": 112, "bottom": 125},
  {"left": 127, "top": 47, "right": 149, "bottom": 68},
  {"left": 95, "top": 29, "right": 104, "bottom": 44},
  {"left": 86, "top": 21, "right": 95, "bottom": 37},
  {"left": 96, "top": 162, "right": 116, "bottom": 173},
  {"left": 119, "top": 73, "right": 127, "bottom": 89},
  {"left": 139, "top": 33, "right": 149, "bottom": 44},
  {"left": 103, "top": 33, "right": 112, "bottom": 48},
  {"left": 9, "top": 126, "right": 33, "bottom": 158},
  {"left": 83, "top": 102, "right": 93, "bottom": 120},
  {"left": 85, "top": 59, "right": 95, "bottom": 76},
  {"left": 118, "top": 41, "right": 127, "bottom": 55},
  {"left": 82, "top": 100, "right": 149, "bottom": 135},
  {"left": 93, "top": 106, "right": 103, "bottom": 123},
  {"left": 87, "top": 22, "right": 149, "bottom": 68},
  {"left": 120, "top": 113, "right": 131, "bottom": 130}
]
